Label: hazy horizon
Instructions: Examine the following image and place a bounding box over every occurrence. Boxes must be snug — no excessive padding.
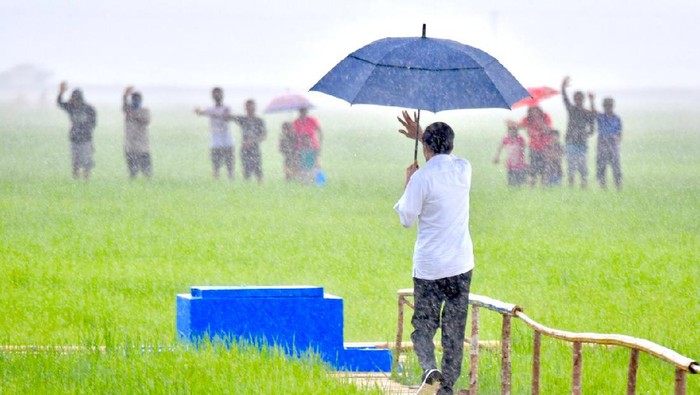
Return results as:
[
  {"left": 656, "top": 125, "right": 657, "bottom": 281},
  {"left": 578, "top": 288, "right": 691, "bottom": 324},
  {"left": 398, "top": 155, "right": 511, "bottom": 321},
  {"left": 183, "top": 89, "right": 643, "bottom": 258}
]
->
[{"left": 2, "top": 0, "right": 700, "bottom": 95}]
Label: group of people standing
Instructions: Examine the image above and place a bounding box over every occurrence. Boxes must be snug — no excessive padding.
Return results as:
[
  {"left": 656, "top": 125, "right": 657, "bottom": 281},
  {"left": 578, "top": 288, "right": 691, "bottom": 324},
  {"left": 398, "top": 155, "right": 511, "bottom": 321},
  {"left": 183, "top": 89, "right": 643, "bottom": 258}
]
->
[
  {"left": 279, "top": 107, "right": 324, "bottom": 184},
  {"left": 194, "top": 87, "right": 267, "bottom": 182},
  {"left": 58, "top": 83, "right": 157, "bottom": 181},
  {"left": 57, "top": 83, "right": 322, "bottom": 183},
  {"left": 494, "top": 76, "right": 624, "bottom": 190}
]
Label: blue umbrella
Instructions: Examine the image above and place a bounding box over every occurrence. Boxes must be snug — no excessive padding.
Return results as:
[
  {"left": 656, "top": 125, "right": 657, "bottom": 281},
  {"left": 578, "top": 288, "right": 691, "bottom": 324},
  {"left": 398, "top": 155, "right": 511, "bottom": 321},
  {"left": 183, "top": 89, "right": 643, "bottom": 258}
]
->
[{"left": 310, "top": 25, "right": 530, "bottom": 160}]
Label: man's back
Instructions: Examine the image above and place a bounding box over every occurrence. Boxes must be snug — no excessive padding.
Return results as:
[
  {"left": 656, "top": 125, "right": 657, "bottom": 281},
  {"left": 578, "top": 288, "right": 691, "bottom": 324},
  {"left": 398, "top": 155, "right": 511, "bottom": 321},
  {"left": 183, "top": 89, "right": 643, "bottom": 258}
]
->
[
  {"left": 394, "top": 154, "right": 474, "bottom": 280},
  {"left": 59, "top": 102, "right": 96, "bottom": 143},
  {"left": 124, "top": 108, "right": 150, "bottom": 153}
]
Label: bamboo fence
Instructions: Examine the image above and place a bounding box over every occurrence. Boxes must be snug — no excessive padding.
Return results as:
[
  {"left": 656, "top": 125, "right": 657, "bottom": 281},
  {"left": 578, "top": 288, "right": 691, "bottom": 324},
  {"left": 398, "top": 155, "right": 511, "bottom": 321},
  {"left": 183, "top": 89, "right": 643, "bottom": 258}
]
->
[{"left": 394, "top": 289, "right": 699, "bottom": 395}]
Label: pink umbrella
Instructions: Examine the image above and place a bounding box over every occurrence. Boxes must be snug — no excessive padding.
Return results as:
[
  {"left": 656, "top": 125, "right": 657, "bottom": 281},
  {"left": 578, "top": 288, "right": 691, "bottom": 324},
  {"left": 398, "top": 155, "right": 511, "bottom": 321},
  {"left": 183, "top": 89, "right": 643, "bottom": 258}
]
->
[
  {"left": 511, "top": 86, "right": 559, "bottom": 109},
  {"left": 264, "top": 94, "right": 314, "bottom": 113}
]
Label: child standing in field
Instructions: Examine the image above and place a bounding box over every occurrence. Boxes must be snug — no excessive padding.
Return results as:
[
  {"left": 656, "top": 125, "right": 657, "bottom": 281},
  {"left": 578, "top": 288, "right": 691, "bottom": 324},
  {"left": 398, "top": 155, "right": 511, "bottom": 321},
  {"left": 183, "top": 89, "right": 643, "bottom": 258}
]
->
[
  {"left": 544, "top": 129, "right": 564, "bottom": 186},
  {"left": 519, "top": 106, "right": 553, "bottom": 187},
  {"left": 195, "top": 87, "right": 235, "bottom": 180},
  {"left": 279, "top": 122, "right": 299, "bottom": 181},
  {"left": 494, "top": 120, "right": 528, "bottom": 187},
  {"left": 293, "top": 107, "right": 322, "bottom": 184}
]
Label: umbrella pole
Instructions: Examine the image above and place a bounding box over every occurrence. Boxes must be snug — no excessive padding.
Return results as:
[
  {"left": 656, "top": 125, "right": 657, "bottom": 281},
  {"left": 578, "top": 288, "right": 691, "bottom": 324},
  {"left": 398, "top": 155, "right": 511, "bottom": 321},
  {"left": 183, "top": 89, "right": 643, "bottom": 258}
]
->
[
  {"left": 414, "top": 24, "right": 425, "bottom": 162},
  {"left": 413, "top": 109, "right": 421, "bottom": 162}
]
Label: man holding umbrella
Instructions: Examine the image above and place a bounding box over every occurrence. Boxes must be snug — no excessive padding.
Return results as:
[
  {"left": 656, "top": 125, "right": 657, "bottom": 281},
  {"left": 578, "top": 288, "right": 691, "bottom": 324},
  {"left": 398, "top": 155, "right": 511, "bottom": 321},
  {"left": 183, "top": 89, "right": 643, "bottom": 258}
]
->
[
  {"left": 394, "top": 111, "right": 474, "bottom": 395},
  {"left": 311, "top": 26, "right": 526, "bottom": 393}
]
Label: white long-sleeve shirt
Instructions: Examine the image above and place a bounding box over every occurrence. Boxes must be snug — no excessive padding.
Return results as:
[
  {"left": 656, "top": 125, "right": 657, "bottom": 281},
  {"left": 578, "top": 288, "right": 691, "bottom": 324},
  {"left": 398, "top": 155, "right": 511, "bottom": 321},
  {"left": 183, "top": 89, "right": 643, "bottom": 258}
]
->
[
  {"left": 393, "top": 154, "right": 474, "bottom": 280},
  {"left": 201, "top": 105, "right": 234, "bottom": 148}
]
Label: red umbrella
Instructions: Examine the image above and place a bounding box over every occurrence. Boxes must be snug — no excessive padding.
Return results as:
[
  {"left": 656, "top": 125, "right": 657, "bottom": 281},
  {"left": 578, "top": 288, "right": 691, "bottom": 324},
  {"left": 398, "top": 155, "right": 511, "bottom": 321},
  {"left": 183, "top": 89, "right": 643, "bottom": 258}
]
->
[
  {"left": 511, "top": 86, "right": 559, "bottom": 109},
  {"left": 264, "top": 94, "right": 314, "bottom": 113}
]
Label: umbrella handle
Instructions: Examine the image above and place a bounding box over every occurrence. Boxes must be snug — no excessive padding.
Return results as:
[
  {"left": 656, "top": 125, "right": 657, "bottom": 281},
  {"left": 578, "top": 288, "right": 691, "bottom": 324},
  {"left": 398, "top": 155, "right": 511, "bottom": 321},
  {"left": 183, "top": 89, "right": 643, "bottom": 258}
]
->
[{"left": 413, "top": 109, "right": 421, "bottom": 162}]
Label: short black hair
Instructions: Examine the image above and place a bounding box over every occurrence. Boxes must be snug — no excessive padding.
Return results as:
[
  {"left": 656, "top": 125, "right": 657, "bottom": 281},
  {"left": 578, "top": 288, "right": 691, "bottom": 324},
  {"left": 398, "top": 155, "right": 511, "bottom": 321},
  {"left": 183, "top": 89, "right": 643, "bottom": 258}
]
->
[{"left": 422, "top": 122, "right": 455, "bottom": 154}]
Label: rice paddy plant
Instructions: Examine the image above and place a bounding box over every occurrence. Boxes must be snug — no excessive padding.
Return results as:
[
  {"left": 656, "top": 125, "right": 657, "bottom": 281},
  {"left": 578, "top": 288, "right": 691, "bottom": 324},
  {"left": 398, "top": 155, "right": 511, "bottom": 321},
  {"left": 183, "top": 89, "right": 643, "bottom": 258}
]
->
[{"left": 1, "top": 99, "right": 698, "bottom": 393}]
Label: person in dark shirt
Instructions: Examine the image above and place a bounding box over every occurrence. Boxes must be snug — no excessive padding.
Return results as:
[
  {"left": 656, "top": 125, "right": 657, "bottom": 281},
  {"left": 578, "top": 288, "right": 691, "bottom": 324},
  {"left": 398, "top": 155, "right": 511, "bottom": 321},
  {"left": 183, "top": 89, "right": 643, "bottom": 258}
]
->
[
  {"left": 57, "top": 82, "right": 97, "bottom": 180},
  {"left": 592, "top": 96, "right": 623, "bottom": 190},
  {"left": 561, "top": 76, "right": 595, "bottom": 188},
  {"left": 228, "top": 99, "right": 267, "bottom": 183},
  {"left": 279, "top": 122, "right": 299, "bottom": 181}
]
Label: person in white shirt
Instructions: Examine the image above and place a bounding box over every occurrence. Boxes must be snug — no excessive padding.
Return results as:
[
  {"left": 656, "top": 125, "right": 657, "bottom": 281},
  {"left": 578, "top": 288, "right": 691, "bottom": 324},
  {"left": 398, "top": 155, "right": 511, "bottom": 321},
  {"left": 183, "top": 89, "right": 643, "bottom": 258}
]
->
[
  {"left": 394, "top": 111, "right": 474, "bottom": 395},
  {"left": 195, "top": 87, "right": 235, "bottom": 180}
]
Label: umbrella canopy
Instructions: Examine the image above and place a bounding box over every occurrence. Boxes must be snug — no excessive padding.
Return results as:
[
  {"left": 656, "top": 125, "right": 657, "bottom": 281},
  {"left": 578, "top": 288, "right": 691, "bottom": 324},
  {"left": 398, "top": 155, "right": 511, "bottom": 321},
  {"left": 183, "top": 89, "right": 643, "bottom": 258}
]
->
[
  {"left": 264, "top": 94, "right": 314, "bottom": 114},
  {"left": 511, "top": 86, "right": 559, "bottom": 109},
  {"left": 310, "top": 25, "right": 529, "bottom": 113}
]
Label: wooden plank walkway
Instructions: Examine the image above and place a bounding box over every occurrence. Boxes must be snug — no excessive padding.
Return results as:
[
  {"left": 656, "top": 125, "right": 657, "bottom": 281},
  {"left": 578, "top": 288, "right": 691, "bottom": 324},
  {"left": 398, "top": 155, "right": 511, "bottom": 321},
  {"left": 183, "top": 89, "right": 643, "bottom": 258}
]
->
[{"left": 333, "top": 372, "right": 416, "bottom": 395}]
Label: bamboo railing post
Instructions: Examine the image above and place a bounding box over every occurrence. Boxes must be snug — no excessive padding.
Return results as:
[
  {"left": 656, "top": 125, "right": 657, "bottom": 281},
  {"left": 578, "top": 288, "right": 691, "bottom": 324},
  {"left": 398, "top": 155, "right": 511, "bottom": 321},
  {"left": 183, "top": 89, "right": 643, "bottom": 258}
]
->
[
  {"left": 501, "top": 314, "right": 512, "bottom": 395},
  {"left": 532, "top": 330, "right": 541, "bottom": 395},
  {"left": 675, "top": 368, "right": 686, "bottom": 395},
  {"left": 627, "top": 348, "right": 639, "bottom": 395},
  {"left": 469, "top": 305, "right": 480, "bottom": 395},
  {"left": 572, "top": 341, "right": 583, "bottom": 395},
  {"left": 394, "top": 294, "right": 405, "bottom": 371}
]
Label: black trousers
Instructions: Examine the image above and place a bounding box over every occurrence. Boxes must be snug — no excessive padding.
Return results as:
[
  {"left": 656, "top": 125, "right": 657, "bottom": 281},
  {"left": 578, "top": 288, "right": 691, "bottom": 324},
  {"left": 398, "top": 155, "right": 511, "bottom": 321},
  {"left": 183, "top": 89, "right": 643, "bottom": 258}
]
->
[
  {"left": 125, "top": 151, "right": 152, "bottom": 178},
  {"left": 411, "top": 271, "right": 472, "bottom": 389}
]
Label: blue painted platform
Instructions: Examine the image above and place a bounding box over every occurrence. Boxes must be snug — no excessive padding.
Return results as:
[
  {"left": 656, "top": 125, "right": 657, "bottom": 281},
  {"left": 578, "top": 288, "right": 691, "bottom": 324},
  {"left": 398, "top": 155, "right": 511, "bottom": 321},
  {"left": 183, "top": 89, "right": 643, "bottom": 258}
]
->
[{"left": 176, "top": 285, "right": 392, "bottom": 372}]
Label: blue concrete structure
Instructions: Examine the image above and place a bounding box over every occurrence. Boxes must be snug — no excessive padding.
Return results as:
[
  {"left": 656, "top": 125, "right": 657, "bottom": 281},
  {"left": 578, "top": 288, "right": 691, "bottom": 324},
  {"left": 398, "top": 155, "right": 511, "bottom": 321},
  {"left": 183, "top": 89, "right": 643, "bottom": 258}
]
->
[{"left": 176, "top": 285, "right": 392, "bottom": 372}]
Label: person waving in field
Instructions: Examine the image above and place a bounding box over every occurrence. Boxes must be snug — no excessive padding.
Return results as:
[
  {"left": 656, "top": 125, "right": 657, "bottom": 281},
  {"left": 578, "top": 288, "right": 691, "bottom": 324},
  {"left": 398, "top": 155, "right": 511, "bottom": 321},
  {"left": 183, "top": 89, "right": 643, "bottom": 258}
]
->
[
  {"left": 561, "top": 76, "right": 596, "bottom": 188},
  {"left": 227, "top": 99, "right": 267, "bottom": 183},
  {"left": 195, "top": 87, "right": 235, "bottom": 180},
  {"left": 122, "top": 86, "right": 152, "bottom": 179},
  {"left": 394, "top": 111, "right": 474, "bottom": 395},
  {"left": 57, "top": 81, "right": 97, "bottom": 181}
]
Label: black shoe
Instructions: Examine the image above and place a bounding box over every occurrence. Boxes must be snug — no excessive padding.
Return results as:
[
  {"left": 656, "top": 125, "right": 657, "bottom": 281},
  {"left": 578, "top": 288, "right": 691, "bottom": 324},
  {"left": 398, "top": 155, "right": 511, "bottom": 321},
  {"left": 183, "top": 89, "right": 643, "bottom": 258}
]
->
[
  {"left": 416, "top": 369, "right": 442, "bottom": 394},
  {"left": 436, "top": 386, "right": 454, "bottom": 395}
]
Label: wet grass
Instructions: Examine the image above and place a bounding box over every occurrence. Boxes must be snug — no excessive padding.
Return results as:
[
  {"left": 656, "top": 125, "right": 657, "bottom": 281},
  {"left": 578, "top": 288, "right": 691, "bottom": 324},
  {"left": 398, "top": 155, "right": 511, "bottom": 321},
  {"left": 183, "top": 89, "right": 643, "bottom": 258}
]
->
[
  {"left": 0, "top": 341, "right": 379, "bottom": 394},
  {"left": 1, "top": 101, "right": 698, "bottom": 393}
]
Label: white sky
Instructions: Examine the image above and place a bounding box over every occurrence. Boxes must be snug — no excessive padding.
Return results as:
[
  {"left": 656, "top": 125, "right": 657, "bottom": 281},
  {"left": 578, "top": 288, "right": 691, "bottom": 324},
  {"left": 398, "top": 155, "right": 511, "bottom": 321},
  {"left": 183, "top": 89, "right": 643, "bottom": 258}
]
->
[{"left": 1, "top": 0, "right": 699, "bottom": 93}]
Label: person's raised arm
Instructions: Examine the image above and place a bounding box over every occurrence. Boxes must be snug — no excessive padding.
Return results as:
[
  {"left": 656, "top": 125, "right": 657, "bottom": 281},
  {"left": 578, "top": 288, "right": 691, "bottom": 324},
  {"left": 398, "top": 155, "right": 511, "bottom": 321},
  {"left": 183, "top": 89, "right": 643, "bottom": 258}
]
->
[
  {"left": 404, "top": 161, "right": 419, "bottom": 190},
  {"left": 397, "top": 110, "right": 423, "bottom": 141},
  {"left": 259, "top": 122, "right": 268, "bottom": 143},
  {"left": 561, "top": 76, "right": 572, "bottom": 108},
  {"left": 225, "top": 113, "right": 242, "bottom": 124},
  {"left": 57, "top": 81, "right": 68, "bottom": 109},
  {"left": 195, "top": 107, "right": 226, "bottom": 118},
  {"left": 123, "top": 86, "right": 133, "bottom": 113},
  {"left": 493, "top": 141, "right": 504, "bottom": 164}
]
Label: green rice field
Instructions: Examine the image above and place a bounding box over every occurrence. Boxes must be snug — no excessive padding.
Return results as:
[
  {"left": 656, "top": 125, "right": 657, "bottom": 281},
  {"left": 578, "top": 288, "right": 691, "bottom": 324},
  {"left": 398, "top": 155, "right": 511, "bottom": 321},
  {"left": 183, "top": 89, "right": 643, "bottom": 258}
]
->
[{"left": 1, "top": 92, "right": 698, "bottom": 394}]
